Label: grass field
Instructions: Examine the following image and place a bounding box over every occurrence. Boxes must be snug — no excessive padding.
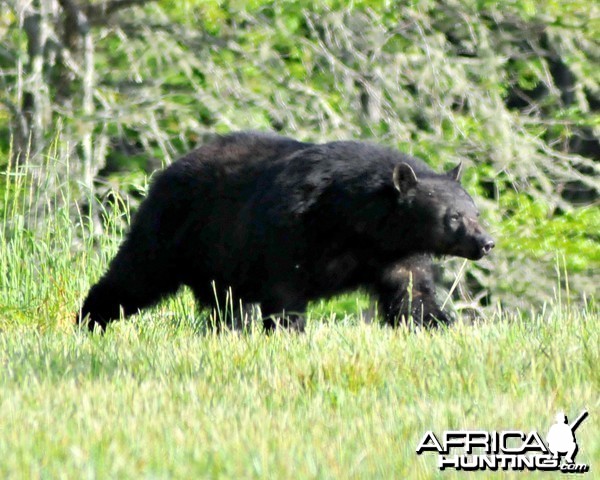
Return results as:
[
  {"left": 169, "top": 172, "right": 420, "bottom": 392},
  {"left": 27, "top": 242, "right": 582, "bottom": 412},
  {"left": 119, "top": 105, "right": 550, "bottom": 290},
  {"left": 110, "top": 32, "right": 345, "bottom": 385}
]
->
[
  {"left": 0, "top": 160, "right": 598, "bottom": 479},
  {"left": 0, "top": 305, "right": 597, "bottom": 479}
]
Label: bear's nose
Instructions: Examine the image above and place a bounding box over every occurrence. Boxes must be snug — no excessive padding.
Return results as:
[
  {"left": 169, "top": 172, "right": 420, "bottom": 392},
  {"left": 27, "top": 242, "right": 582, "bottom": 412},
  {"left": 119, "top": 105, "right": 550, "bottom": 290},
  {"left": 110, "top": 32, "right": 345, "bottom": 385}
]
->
[{"left": 481, "top": 239, "right": 495, "bottom": 255}]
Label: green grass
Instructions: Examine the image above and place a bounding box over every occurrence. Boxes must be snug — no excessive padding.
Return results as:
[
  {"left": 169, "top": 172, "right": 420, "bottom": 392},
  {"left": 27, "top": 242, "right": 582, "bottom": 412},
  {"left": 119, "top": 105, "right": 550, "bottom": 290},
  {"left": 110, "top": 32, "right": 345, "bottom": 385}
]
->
[
  {"left": 0, "top": 309, "right": 597, "bottom": 479},
  {"left": 0, "top": 156, "right": 598, "bottom": 479}
]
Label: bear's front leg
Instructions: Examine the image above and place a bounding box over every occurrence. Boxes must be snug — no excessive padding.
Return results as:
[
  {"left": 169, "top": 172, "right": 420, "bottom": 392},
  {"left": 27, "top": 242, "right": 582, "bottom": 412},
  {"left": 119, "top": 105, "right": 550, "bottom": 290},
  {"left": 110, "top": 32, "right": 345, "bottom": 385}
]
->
[
  {"left": 376, "top": 254, "right": 452, "bottom": 328},
  {"left": 260, "top": 284, "right": 308, "bottom": 333}
]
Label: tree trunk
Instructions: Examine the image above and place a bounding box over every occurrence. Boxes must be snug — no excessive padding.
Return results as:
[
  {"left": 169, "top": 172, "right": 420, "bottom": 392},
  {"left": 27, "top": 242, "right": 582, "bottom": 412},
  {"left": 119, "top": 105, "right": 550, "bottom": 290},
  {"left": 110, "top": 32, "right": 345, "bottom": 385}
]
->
[{"left": 20, "top": 0, "right": 51, "bottom": 160}]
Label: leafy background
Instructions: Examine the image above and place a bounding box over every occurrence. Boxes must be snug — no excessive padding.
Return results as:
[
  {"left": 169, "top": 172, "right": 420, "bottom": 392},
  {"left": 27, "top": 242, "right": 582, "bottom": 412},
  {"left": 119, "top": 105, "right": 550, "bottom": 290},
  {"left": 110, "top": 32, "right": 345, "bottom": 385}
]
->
[{"left": 0, "top": 0, "right": 598, "bottom": 315}]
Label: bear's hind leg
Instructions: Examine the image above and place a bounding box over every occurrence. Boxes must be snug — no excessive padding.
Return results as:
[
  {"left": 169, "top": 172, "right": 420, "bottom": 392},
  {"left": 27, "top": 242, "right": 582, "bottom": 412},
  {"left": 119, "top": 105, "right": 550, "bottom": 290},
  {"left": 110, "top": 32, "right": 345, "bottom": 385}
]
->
[{"left": 79, "top": 243, "right": 181, "bottom": 332}]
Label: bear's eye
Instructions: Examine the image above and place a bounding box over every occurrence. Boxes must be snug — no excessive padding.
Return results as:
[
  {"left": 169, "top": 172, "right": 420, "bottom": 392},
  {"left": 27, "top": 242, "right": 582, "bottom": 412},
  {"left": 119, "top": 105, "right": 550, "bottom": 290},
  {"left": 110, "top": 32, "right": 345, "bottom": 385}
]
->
[{"left": 449, "top": 213, "right": 460, "bottom": 222}]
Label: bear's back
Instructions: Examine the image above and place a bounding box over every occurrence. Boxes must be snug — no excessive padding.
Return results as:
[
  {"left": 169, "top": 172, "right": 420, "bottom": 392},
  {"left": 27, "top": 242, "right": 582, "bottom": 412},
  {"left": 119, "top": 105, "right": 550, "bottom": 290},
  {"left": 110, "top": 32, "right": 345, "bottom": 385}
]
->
[{"left": 178, "top": 131, "right": 311, "bottom": 175}]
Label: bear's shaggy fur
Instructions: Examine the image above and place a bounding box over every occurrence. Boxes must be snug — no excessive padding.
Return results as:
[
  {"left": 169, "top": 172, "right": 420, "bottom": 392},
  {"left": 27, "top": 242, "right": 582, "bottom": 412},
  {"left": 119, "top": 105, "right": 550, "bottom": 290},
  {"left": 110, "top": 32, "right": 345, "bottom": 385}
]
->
[{"left": 80, "top": 132, "right": 494, "bottom": 331}]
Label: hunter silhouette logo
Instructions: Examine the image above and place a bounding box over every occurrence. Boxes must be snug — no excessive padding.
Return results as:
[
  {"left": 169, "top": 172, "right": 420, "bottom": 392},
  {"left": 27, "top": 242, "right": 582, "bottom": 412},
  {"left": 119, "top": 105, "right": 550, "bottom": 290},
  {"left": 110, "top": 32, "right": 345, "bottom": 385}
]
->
[
  {"left": 416, "top": 410, "right": 590, "bottom": 473},
  {"left": 547, "top": 410, "right": 588, "bottom": 464}
]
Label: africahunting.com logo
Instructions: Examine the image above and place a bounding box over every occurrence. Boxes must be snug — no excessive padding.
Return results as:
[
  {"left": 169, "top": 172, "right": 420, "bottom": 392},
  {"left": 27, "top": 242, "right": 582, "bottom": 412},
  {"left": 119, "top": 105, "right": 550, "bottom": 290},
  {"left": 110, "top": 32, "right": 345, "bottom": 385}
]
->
[{"left": 416, "top": 410, "right": 590, "bottom": 473}]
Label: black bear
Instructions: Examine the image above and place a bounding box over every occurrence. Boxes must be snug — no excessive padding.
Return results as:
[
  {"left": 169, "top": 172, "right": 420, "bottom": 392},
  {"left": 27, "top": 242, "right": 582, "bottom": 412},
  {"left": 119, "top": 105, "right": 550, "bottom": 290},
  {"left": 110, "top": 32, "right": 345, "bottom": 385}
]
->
[{"left": 80, "top": 132, "right": 494, "bottom": 331}]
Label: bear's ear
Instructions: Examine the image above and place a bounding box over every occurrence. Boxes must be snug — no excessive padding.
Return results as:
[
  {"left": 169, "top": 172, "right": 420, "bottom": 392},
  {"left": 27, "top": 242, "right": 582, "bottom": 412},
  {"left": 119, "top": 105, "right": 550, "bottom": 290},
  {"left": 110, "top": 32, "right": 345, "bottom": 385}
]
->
[
  {"left": 447, "top": 162, "right": 463, "bottom": 182},
  {"left": 393, "top": 162, "right": 419, "bottom": 193}
]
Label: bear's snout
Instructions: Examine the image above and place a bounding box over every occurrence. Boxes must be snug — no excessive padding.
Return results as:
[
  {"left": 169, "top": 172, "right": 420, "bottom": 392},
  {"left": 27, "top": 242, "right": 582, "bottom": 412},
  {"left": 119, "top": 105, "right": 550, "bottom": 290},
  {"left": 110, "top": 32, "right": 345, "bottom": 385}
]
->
[
  {"left": 474, "top": 234, "right": 495, "bottom": 259},
  {"left": 480, "top": 237, "right": 495, "bottom": 255}
]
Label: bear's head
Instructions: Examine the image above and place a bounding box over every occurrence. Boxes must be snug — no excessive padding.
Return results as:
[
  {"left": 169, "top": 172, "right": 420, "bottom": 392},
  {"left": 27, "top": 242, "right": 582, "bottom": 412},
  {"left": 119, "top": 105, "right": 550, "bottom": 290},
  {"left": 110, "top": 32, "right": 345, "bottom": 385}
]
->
[{"left": 392, "top": 162, "right": 495, "bottom": 260}]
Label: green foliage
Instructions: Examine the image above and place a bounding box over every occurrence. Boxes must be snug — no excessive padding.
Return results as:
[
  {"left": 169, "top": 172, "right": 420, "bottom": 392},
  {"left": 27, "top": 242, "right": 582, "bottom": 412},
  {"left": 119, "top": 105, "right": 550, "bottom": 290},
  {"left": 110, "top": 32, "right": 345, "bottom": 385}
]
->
[
  {"left": 499, "top": 193, "right": 600, "bottom": 272},
  {"left": 0, "top": 0, "right": 598, "bottom": 309}
]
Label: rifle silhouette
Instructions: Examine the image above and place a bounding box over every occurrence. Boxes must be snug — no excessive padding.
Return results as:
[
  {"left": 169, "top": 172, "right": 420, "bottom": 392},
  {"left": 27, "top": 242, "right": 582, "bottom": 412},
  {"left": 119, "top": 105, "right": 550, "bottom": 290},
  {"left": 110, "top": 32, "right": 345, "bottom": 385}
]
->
[{"left": 569, "top": 410, "right": 588, "bottom": 432}]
